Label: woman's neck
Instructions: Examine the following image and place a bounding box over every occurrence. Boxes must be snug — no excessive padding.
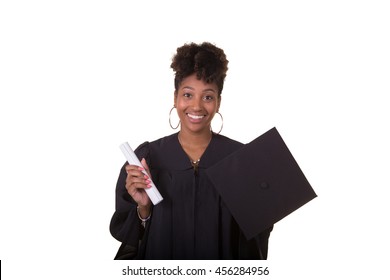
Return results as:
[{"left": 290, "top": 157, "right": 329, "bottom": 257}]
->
[
  {"left": 178, "top": 129, "right": 213, "bottom": 163},
  {"left": 178, "top": 129, "right": 212, "bottom": 148}
]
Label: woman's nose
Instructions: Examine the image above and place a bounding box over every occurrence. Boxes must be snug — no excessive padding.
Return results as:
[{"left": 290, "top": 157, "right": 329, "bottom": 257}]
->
[{"left": 190, "top": 96, "right": 202, "bottom": 110}]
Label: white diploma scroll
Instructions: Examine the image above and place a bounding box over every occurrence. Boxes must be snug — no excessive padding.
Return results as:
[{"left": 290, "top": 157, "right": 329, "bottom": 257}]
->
[{"left": 119, "top": 142, "right": 163, "bottom": 205}]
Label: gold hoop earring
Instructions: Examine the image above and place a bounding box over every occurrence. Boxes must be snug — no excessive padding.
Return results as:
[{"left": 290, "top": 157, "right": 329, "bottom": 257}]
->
[
  {"left": 212, "top": 112, "right": 224, "bottom": 134},
  {"left": 169, "top": 106, "right": 180, "bottom": 130}
]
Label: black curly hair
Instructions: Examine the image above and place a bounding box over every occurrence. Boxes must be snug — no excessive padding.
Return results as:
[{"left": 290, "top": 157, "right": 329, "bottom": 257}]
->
[{"left": 171, "top": 42, "right": 229, "bottom": 95}]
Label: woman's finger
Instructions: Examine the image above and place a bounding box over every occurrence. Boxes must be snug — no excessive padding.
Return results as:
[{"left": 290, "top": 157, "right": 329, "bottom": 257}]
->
[{"left": 141, "top": 158, "right": 152, "bottom": 178}]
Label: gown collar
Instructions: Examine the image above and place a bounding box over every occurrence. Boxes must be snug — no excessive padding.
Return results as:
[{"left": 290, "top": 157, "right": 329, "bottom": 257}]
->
[{"left": 160, "top": 132, "right": 220, "bottom": 171}]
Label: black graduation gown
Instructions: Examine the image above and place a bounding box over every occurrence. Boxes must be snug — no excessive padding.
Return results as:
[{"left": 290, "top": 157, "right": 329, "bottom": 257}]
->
[{"left": 110, "top": 132, "right": 273, "bottom": 259}]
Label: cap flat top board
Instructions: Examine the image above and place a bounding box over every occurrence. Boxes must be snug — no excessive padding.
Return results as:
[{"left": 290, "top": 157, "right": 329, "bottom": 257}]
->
[{"left": 205, "top": 127, "right": 317, "bottom": 240}]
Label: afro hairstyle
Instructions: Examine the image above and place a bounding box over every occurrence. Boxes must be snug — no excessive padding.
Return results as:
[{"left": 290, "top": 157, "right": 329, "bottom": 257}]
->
[{"left": 171, "top": 42, "right": 229, "bottom": 95}]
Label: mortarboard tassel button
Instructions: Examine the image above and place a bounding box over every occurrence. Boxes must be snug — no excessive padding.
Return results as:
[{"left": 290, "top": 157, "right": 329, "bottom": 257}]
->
[{"left": 259, "top": 182, "right": 269, "bottom": 189}]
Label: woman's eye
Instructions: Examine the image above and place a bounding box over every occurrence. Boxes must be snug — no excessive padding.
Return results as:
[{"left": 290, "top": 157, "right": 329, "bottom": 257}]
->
[
  {"left": 183, "top": 93, "right": 192, "bottom": 98},
  {"left": 204, "top": 95, "right": 214, "bottom": 101}
]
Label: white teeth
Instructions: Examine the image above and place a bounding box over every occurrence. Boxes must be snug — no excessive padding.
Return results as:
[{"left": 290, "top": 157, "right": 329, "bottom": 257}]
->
[{"left": 187, "top": 114, "right": 204, "bottom": 119}]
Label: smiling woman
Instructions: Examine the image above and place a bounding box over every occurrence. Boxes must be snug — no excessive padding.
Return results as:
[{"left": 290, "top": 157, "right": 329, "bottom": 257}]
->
[
  {"left": 109, "top": 42, "right": 273, "bottom": 260},
  {"left": 175, "top": 74, "right": 219, "bottom": 130},
  {"left": 174, "top": 74, "right": 220, "bottom": 162}
]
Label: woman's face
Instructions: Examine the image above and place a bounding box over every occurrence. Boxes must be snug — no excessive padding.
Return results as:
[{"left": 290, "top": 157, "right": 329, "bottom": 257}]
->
[{"left": 174, "top": 73, "right": 220, "bottom": 135}]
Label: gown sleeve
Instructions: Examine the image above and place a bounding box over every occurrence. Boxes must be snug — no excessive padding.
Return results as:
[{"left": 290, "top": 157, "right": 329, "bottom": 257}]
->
[{"left": 109, "top": 142, "right": 151, "bottom": 255}]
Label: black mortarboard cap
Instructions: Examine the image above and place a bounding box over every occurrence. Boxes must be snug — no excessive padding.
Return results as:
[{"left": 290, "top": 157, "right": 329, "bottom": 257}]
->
[{"left": 205, "top": 127, "right": 317, "bottom": 240}]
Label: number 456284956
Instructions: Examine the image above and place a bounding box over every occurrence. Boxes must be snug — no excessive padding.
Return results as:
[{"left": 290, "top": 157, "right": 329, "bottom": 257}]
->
[{"left": 214, "top": 266, "right": 269, "bottom": 276}]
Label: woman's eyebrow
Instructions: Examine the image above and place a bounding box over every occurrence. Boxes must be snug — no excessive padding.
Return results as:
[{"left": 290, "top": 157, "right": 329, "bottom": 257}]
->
[
  {"left": 180, "top": 86, "right": 217, "bottom": 93},
  {"left": 203, "top": 88, "right": 217, "bottom": 93}
]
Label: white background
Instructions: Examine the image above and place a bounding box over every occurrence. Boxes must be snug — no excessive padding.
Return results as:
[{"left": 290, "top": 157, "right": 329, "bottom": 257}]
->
[{"left": 1, "top": 0, "right": 389, "bottom": 279}]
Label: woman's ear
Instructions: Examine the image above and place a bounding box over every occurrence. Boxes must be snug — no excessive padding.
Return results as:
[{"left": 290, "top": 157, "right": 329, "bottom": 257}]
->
[
  {"left": 217, "top": 95, "right": 222, "bottom": 112},
  {"left": 173, "top": 91, "right": 177, "bottom": 107}
]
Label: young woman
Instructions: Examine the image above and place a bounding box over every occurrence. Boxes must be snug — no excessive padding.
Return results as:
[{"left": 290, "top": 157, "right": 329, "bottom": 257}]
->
[{"left": 110, "top": 42, "right": 273, "bottom": 259}]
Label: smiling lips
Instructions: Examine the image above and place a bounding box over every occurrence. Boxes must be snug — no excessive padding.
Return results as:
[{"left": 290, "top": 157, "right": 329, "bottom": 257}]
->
[{"left": 187, "top": 113, "right": 205, "bottom": 121}]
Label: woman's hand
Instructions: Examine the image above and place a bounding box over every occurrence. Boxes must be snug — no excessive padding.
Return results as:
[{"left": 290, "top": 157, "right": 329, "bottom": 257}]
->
[{"left": 125, "top": 158, "right": 152, "bottom": 217}]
